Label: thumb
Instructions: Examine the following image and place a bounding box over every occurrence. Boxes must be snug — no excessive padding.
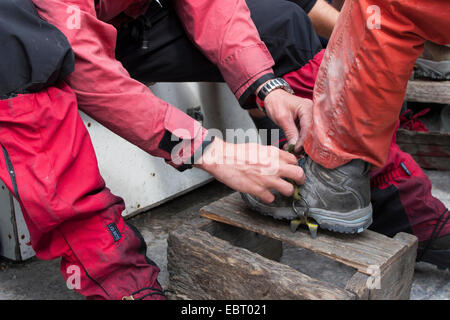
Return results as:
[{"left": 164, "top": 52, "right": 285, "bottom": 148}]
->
[
  {"left": 277, "top": 114, "right": 299, "bottom": 147},
  {"left": 294, "top": 102, "right": 313, "bottom": 152}
]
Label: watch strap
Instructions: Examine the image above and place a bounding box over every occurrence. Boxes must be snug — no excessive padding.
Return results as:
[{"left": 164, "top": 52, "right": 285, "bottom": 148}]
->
[{"left": 257, "top": 78, "right": 294, "bottom": 101}]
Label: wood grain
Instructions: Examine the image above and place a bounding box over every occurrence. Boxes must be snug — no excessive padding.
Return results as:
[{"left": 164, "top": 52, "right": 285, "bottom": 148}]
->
[
  {"left": 397, "top": 129, "right": 450, "bottom": 146},
  {"left": 200, "top": 193, "right": 407, "bottom": 275},
  {"left": 397, "top": 129, "right": 450, "bottom": 170},
  {"left": 168, "top": 196, "right": 417, "bottom": 300},
  {"left": 167, "top": 221, "right": 356, "bottom": 300},
  {"left": 406, "top": 80, "right": 450, "bottom": 104}
]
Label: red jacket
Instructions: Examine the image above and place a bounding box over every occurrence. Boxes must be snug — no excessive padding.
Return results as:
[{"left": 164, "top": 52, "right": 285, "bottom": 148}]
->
[{"left": 32, "top": 0, "right": 275, "bottom": 169}]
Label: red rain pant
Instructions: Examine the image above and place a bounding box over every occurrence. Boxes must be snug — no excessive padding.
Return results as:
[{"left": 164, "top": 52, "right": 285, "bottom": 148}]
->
[
  {"left": 0, "top": 83, "right": 164, "bottom": 300},
  {"left": 303, "top": 0, "right": 450, "bottom": 169},
  {"left": 284, "top": 48, "right": 449, "bottom": 242}
]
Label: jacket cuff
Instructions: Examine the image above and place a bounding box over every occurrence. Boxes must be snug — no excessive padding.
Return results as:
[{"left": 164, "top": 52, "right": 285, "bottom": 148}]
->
[
  {"left": 238, "top": 72, "right": 275, "bottom": 108},
  {"left": 157, "top": 106, "right": 209, "bottom": 172},
  {"left": 219, "top": 42, "right": 275, "bottom": 103}
]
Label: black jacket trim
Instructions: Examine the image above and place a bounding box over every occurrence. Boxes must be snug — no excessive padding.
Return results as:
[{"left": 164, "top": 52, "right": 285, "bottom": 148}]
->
[{"left": 238, "top": 73, "right": 275, "bottom": 109}]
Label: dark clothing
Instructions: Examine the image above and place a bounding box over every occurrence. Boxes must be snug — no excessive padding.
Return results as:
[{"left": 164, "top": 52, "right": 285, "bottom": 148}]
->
[
  {"left": 0, "top": 0, "right": 74, "bottom": 96},
  {"left": 115, "top": 0, "right": 323, "bottom": 107},
  {"left": 288, "top": 0, "right": 318, "bottom": 13}
]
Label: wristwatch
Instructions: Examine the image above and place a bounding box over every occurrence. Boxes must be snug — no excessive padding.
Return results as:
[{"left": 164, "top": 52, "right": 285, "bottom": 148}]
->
[{"left": 256, "top": 78, "right": 294, "bottom": 111}]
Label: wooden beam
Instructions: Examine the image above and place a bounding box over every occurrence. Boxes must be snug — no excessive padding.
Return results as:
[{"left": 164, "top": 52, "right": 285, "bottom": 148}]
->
[
  {"left": 397, "top": 129, "right": 450, "bottom": 170},
  {"left": 397, "top": 129, "right": 450, "bottom": 146},
  {"left": 406, "top": 80, "right": 450, "bottom": 104},
  {"left": 200, "top": 193, "right": 407, "bottom": 275},
  {"left": 167, "top": 221, "right": 356, "bottom": 300}
]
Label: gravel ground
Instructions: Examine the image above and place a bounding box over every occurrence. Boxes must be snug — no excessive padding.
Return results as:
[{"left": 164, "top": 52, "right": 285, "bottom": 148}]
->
[{"left": 0, "top": 171, "right": 449, "bottom": 300}]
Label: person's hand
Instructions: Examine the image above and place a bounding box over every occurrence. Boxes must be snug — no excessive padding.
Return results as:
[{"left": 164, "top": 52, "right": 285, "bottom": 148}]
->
[
  {"left": 195, "top": 137, "right": 305, "bottom": 203},
  {"left": 261, "top": 88, "right": 313, "bottom": 153}
]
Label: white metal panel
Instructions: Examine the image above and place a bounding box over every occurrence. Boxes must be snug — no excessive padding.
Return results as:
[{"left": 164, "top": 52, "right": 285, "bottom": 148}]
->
[
  {"left": 13, "top": 198, "right": 34, "bottom": 260},
  {"left": 0, "top": 180, "right": 17, "bottom": 260}
]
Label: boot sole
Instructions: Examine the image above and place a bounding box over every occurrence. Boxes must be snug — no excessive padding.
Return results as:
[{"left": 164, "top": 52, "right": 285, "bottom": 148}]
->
[
  {"left": 308, "top": 206, "right": 373, "bottom": 234},
  {"left": 241, "top": 193, "right": 373, "bottom": 234}
]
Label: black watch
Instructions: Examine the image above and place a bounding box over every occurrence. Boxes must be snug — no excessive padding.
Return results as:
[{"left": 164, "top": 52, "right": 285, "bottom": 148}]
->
[{"left": 256, "top": 78, "right": 294, "bottom": 102}]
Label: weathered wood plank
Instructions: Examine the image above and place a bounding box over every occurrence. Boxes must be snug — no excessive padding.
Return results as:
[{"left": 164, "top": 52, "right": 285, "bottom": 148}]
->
[
  {"left": 200, "top": 193, "right": 407, "bottom": 275},
  {"left": 397, "top": 129, "right": 450, "bottom": 170},
  {"left": 167, "top": 221, "right": 356, "bottom": 300},
  {"left": 368, "top": 233, "right": 418, "bottom": 299},
  {"left": 199, "top": 218, "right": 283, "bottom": 262},
  {"left": 406, "top": 80, "right": 450, "bottom": 104},
  {"left": 397, "top": 129, "right": 450, "bottom": 146},
  {"left": 345, "top": 272, "right": 370, "bottom": 300},
  {"left": 208, "top": 194, "right": 402, "bottom": 259},
  {"left": 397, "top": 142, "right": 450, "bottom": 156},
  {"left": 404, "top": 154, "right": 450, "bottom": 170},
  {"left": 345, "top": 232, "right": 417, "bottom": 300}
]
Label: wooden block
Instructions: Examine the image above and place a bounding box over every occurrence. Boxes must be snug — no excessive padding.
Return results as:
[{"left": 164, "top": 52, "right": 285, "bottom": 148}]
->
[
  {"left": 345, "top": 272, "right": 370, "bottom": 299},
  {"left": 200, "top": 193, "right": 405, "bottom": 276},
  {"left": 374, "top": 232, "right": 417, "bottom": 300},
  {"left": 167, "top": 193, "right": 418, "bottom": 300},
  {"left": 168, "top": 219, "right": 356, "bottom": 300},
  {"left": 345, "top": 232, "right": 418, "bottom": 299},
  {"left": 406, "top": 80, "right": 450, "bottom": 104},
  {"left": 397, "top": 129, "right": 450, "bottom": 170}
]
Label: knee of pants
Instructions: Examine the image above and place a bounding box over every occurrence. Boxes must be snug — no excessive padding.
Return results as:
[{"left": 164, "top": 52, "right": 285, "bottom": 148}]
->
[
  {"left": 246, "top": 0, "right": 322, "bottom": 74},
  {"left": 249, "top": 0, "right": 313, "bottom": 38},
  {"left": 0, "top": 84, "right": 124, "bottom": 235}
]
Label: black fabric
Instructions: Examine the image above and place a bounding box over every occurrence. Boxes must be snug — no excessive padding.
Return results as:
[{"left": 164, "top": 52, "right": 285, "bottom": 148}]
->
[
  {"left": 251, "top": 116, "right": 288, "bottom": 148},
  {"left": 417, "top": 208, "right": 449, "bottom": 262},
  {"left": 158, "top": 131, "right": 216, "bottom": 171},
  {"left": 0, "top": 0, "right": 74, "bottom": 95},
  {"left": 115, "top": 0, "right": 322, "bottom": 107},
  {"left": 125, "top": 222, "right": 167, "bottom": 298},
  {"left": 190, "top": 135, "right": 216, "bottom": 166},
  {"left": 369, "top": 185, "right": 414, "bottom": 237},
  {"left": 240, "top": 73, "right": 275, "bottom": 107},
  {"left": 288, "top": 0, "right": 318, "bottom": 13},
  {"left": 158, "top": 130, "right": 181, "bottom": 155},
  {"left": 126, "top": 222, "right": 159, "bottom": 268}
]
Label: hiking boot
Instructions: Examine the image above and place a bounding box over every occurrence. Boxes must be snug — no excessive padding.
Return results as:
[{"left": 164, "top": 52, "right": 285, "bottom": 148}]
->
[
  {"left": 414, "top": 41, "right": 450, "bottom": 81},
  {"left": 417, "top": 233, "right": 450, "bottom": 270},
  {"left": 417, "top": 207, "right": 450, "bottom": 270},
  {"left": 241, "top": 157, "right": 373, "bottom": 234}
]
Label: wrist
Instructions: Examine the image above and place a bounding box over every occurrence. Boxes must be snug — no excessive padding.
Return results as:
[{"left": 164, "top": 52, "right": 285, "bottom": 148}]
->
[
  {"left": 255, "top": 79, "right": 272, "bottom": 111},
  {"left": 193, "top": 136, "right": 223, "bottom": 173},
  {"left": 254, "top": 78, "right": 294, "bottom": 112},
  {"left": 255, "top": 79, "right": 271, "bottom": 96},
  {"left": 256, "top": 88, "right": 286, "bottom": 114}
]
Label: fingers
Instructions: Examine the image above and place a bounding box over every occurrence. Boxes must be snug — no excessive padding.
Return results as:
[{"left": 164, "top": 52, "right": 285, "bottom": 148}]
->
[
  {"left": 254, "top": 177, "right": 293, "bottom": 203},
  {"left": 267, "top": 178, "right": 294, "bottom": 197},
  {"left": 278, "top": 164, "right": 306, "bottom": 185},
  {"left": 257, "top": 189, "right": 275, "bottom": 203},
  {"left": 204, "top": 139, "right": 306, "bottom": 204},
  {"left": 256, "top": 164, "right": 304, "bottom": 203},
  {"left": 294, "top": 101, "right": 313, "bottom": 153},
  {"left": 276, "top": 112, "right": 299, "bottom": 147},
  {"left": 278, "top": 148, "right": 298, "bottom": 164}
]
